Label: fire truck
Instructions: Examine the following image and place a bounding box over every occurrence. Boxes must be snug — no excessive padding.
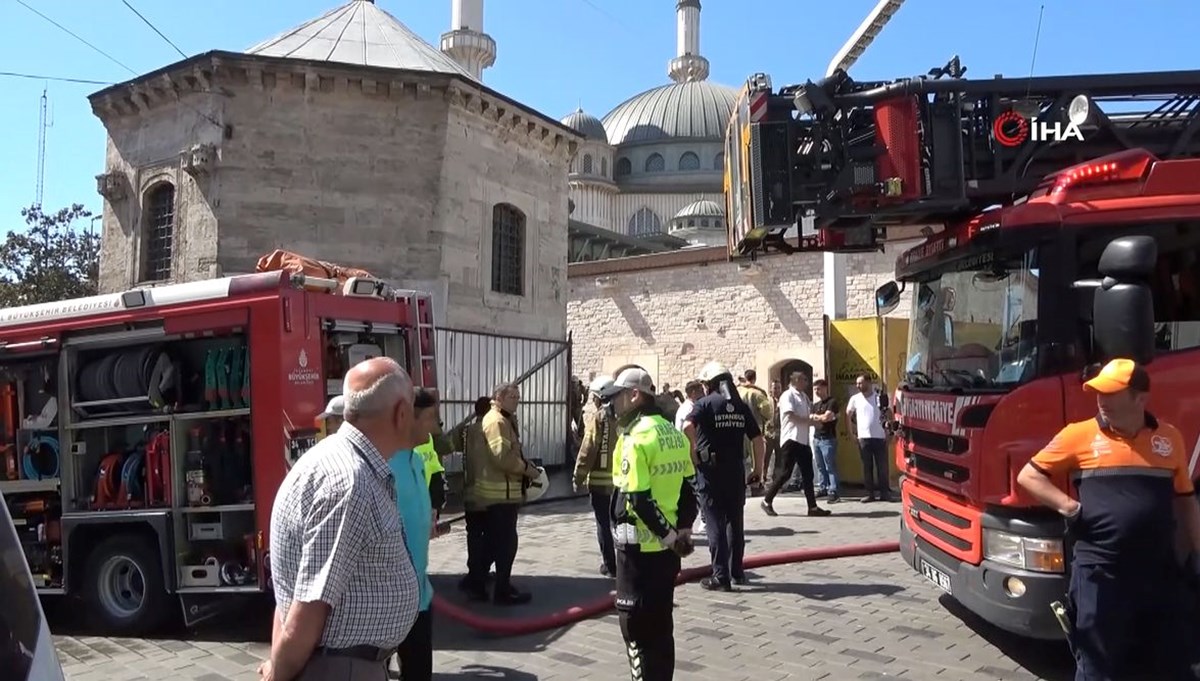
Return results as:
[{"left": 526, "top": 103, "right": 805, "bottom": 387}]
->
[
  {"left": 0, "top": 265, "right": 436, "bottom": 635},
  {"left": 725, "top": 58, "right": 1200, "bottom": 639}
]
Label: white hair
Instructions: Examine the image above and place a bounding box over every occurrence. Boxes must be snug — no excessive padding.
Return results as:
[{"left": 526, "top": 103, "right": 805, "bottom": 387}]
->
[{"left": 342, "top": 360, "right": 412, "bottom": 421}]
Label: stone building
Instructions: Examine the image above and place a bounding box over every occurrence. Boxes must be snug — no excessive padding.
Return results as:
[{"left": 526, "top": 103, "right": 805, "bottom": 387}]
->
[
  {"left": 88, "top": 0, "right": 578, "bottom": 339},
  {"left": 560, "top": 0, "right": 737, "bottom": 256}
]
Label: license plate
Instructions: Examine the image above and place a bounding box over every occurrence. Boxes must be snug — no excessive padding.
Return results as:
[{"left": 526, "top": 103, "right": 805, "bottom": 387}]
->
[{"left": 919, "top": 560, "right": 952, "bottom": 594}]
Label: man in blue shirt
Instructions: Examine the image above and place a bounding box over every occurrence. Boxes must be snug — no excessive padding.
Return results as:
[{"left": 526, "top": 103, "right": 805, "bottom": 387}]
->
[{"left": 389, "top": 387, "right": 440, "bottom": 681}]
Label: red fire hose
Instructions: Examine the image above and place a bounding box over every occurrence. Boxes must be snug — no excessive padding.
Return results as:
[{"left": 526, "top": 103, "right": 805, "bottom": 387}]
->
[{"left": 432, "top": 540, "right": 900, "bottom": 637}]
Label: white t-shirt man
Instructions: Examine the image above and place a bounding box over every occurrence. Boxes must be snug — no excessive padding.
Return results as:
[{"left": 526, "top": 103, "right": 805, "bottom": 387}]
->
[
  {"left": 847, "top": 391, "right": 887, "bottom": 439},
  {"left": 778, "top": 387, "right": 811, "bottom": 446},
  {"left": 674, "top": 399, "right": 693, "bottom": 431}
]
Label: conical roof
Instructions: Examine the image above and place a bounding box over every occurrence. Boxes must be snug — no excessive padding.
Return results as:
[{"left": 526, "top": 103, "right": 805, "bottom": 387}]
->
[{"left": 246, "top": 0, "right": 474, "bottom": 79}]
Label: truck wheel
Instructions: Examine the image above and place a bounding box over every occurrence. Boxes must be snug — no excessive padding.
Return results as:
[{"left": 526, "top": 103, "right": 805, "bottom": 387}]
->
[{"left": 82, "top": 535, "right": 172, "bottom": 635}]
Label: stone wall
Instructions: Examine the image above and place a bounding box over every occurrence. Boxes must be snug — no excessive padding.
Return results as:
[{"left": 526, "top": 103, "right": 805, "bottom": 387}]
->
[
  {"left": 91, "top": 55, "right": 577, "bottom": 340},
  {"left": 566, "top": 244, "right": 913, "bottom": 388}
]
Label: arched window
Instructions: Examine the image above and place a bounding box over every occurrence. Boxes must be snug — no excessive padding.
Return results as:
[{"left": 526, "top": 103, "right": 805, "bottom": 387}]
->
[
  {"left": 491, "top": 203, "right": 525, "bottom": 296},
  {"left": 601, "top": 157, "right": 608, "bottom": 177},
  {"left": 143, "top": 182, "right": 176, "bottom": 282},
  {"left": 628, "top": 207, "right": 662, "bottom": 236},
  {"left": 678, "top": 152, "right": 700, "bottom": 171},
  {"left": 582, "top": 154, "right": 594, "bottom": 174},
  {"left": 644, "top": 153, "right": 665, "bottom": 173},
  {"left": 615, "top": 157, "right": 632, "bottom": 177},
  {"left": 714, "top": 152, "right": 725, "bottom": 171}
]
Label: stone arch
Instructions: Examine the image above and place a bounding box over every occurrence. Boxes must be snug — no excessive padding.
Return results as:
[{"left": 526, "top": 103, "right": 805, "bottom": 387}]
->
[{"left": 772, "top": 358, "right": 814, "bottom": 399}]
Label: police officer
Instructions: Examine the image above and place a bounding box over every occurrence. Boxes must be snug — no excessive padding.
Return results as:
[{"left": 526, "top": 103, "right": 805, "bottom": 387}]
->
[
  {"left": 682, "top": 361, "right": 764, "bottom": 591},
  {"left": 1017, "top": 359, "right": 1200, "bottom": 680},
  {"left": 599, "top": 367, "right": 698, "bottom": 681},
  {"left": 412, "top": 389, "right": 447, "bottom": 528},
  {"left": 573, "top": 376, "right": 618, "bottom": 576}
]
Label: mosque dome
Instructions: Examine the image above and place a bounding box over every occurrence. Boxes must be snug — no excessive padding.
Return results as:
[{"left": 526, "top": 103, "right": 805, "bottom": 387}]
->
[
  {"left": 560, "top": 108, "right": 608, "bottom": 142},
  {"left": 672, "top": 198, "right": 724, "bottom": 220},
  {"left": 601, "top": 80, "right": 739, "bottom": 147}
]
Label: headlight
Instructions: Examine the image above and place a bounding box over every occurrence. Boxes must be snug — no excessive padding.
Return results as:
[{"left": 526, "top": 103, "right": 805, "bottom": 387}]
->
[{"left": 982, "top": 529, "right": 1065, "bottom": 573}]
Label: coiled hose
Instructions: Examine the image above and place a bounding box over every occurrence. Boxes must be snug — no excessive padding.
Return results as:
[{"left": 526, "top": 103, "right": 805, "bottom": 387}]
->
[{"left": 432, "top": 540, "right": 900, "bottom": 637}]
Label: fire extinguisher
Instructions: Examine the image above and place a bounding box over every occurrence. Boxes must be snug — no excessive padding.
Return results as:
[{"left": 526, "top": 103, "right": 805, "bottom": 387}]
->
[{"left": 184, "top": 426, "right": 212, "bottom": 506}]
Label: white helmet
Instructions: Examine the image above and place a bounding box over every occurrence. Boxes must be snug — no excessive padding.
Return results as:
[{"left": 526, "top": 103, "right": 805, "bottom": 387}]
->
[
  {"left": 698, "top": 361, "right": 730, "bottom": 382},
  {"left": 588, "top": 376, "right": 615, "bottom": 395},
  {"left": 524, "top": 466, "right": 550, "bottom": 502}
]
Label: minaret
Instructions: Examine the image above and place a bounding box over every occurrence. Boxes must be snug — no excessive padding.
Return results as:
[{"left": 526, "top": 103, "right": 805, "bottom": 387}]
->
[
  {"left": 668, "top": 0, "right": 709, "bottom": 83},
  {"left": 439, "top": 0, "right": 497, "bottom": 80}
]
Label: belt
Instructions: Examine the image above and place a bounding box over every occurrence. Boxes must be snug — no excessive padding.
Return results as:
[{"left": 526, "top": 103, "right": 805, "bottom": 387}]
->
[{"left": 313, "top": 645, "right": 393, "bottom": 663}]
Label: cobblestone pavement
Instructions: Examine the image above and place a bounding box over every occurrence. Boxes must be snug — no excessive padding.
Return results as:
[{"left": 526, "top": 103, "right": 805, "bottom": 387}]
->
[{"left": 52, "top": 493, "right": 1076, "bottom": 681}]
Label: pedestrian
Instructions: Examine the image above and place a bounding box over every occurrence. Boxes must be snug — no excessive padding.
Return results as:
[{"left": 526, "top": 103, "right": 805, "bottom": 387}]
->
[
  {"left": 263, "top": 357, "right": 421, "bottom": 681},
  {"left": 598, "top": 367, "right": 698, "bottom": 681},
  {"left": 682, "top": 361, "right": 764, "bottom": 590},
  {"left": 1016, "top": 359, "right": 1200, "bottom": 681},
  {"left": 471, "top": 383, "right": 540, "bottom": 605},
  {"left": 738, "top": 370, "right": 773, "bottom": 497},
  {"left": 389, "top": 387, "right": 443, "bottom": 681},
  {"left": 573, "top": 376, "right": 618, "bottom": 577},
  {"left": 411, "top": 392, "right": 447, "bottom": 530},
  {"left": 674, "top": 380, "right": 704, "bottom": 431},
  {"left": 761, "top": 371, "right": 832, "bottom": 517},
  {"left": 764, "top": 380, "right": 782, "bottom": 482},
  {"left": 847, "top": 373, "right": 895, "bottom": 502},
  {"left": 457, "top": 396, "right": 494, "bottom": 600},
  {"left": 810, "top": 379, "right": 841, "bottom": 502}
]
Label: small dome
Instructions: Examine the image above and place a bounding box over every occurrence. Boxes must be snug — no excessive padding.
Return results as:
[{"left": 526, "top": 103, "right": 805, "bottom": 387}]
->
[
  {"left": 673, "top": 199, "right": 724, "bottom": 220},
  {"left": 560, "top": 108, "right": 608, "bottom": 142},
  {"left": 602, "top": 81, "right": 739, "bottom": 146}
]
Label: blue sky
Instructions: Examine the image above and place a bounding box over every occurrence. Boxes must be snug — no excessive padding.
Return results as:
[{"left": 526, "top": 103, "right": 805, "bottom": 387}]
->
[{"left": 1, "top": 0, "right": 1198, "bottom": 229}]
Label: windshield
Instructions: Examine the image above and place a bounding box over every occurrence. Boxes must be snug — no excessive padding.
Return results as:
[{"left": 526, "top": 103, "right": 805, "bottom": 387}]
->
[{"left": 904, "top": 249, "right": 1039, "bottom": 391}]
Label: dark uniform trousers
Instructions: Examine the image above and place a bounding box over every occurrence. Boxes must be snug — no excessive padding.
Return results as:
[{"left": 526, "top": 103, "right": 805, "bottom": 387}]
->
[
  {"left": 464, "top": 503, "right": 521, "bottom": 592},
  {"left": 1069, "top": 562, "right": 1199, "bottom": 681},
  {"left": 698, "top": 466, "right": 746, "bottom": 584},
  {"left": 590, "top": 488, "right": 617, "bottom": 572},
  {"left": 463, "top": 509, "right": 490, "bottom": 581},
  {"left": 615, "top": 547, "right": 681, "bottom": 681}
]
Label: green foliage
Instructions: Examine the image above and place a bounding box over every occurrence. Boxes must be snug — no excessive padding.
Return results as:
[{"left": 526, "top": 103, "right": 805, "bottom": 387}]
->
[{"left": 0, "top": 204, "right": 101, "bottom": 308}]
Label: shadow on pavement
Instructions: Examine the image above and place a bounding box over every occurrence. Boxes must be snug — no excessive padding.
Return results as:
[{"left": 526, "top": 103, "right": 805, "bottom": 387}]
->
[
  {"left": 938, "top": 594, "right": 1074, "bottom": 681},
  {"left": 45, "top": 592, "right": 276, "bottom": 642},
  {"left": 744, "top": 526, "right": 819, "bottom": 537},
  {"left": 434, "top": 665, "right": 538, "bottom": 680},
  {"left": 823, "top": 510, "right": 900, "bottom": 519},
  {"left": 757, "top": 581, "right": 906, "bottom": 601},
  {"left": 431, "top": 574, "right": 612, "bottom": 653}
]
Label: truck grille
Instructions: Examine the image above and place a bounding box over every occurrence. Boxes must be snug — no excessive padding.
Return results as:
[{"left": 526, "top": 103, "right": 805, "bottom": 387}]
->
[
  {"left": 901, "top": 479, "right": 981, "bottom": 564},
  {"left": 904, "top": 427, "right": 969, "bottom": 455},
  {"left": 911, "top": 454, "right": 969, "bottom": 483}
]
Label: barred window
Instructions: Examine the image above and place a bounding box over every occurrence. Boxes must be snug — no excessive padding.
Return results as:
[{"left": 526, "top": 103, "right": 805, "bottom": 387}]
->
[
  {"left": 582, "top": 154, "right": 594, "bottom": 174},
  {"left": 143, "top": 183, "right": 176, "bottom": 282},
  {"left": 601, "top": 157, "right": 608, "bottom": 177},
  {"left": 628, "top": 207, "right": 662, "bottom": 236},
  {"left": 644, "top": 153, "right": 665, "bottom": 173},
  {"left": 615, "top": 157, "right": 632, "bottom": 177},
  {"left": 714, "top": 152, "right": 725, "bottom": 171},
  {"left": 491, "top": 203, "right": 525, "bottom": 296},
  {"left": 679, "top": 152, "right": 700, "bottom": 171}
]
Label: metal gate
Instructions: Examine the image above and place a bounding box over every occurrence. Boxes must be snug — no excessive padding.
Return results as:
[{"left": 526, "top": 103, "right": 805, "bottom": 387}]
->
[{"left": 435, "top": 327, "right": 572, "bottom": 469}]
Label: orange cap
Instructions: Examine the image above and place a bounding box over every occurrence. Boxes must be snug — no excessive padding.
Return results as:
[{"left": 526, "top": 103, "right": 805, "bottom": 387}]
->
[{"left": 1083, "top": 358, "right": 1150, "bottom": 394}]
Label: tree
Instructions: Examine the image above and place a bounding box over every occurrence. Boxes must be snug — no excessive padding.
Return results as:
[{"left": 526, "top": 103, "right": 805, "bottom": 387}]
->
[{"left": 0, "top": 204, "right": 101, "bottom": 307}]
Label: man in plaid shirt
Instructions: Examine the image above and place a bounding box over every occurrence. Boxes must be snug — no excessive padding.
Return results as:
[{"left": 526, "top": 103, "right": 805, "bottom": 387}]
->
[{"left": 264, "top": 357, "right": 423, "bottom": 681}]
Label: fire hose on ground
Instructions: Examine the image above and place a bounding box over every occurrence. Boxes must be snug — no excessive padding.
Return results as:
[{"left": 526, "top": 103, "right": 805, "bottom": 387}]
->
[{"left": 431, "top": 540, "right": 901, "bottom": 637}]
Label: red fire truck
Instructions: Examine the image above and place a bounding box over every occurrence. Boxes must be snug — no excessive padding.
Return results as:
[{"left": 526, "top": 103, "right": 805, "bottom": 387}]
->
[
  {"left": 726, "top": 59, "right": 1200, "bottom": 638},
  {"left": 0, "top": 264, "right": 436, "bottom": 634}
]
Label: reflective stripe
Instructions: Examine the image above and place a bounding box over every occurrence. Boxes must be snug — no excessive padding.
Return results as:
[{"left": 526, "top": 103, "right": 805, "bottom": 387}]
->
[{"left": 415, "top": 435, "right": 443, "bottom": 486}]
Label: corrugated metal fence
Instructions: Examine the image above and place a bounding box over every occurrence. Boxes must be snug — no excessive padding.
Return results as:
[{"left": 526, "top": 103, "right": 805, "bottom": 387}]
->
[{"left": 436, "top": 327, "right": 571, "bottom": 470}]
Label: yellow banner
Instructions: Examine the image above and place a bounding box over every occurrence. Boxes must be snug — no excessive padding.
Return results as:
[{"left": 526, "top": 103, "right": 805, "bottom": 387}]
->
[{"left": 827, "top": 318, "right": 882, "bottom": 486}]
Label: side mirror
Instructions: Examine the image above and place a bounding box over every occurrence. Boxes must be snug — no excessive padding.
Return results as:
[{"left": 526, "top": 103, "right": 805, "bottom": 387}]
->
[
  {"left": 1072, "top": 236, "right": 1156, "bottom": 365},
  {"left": 875, "top": 281, "right": 903, "bottom": 316}
]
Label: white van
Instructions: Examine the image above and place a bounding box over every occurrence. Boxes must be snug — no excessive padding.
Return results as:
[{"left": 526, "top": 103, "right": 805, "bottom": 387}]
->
[{"left": 0, "top": 493, "right": 65, "bottom": 681}]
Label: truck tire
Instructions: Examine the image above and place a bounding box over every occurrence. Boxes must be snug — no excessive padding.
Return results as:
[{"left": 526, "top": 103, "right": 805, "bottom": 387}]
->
[{"left": 82, "top": 535, "right": 172, "bottom": 636}]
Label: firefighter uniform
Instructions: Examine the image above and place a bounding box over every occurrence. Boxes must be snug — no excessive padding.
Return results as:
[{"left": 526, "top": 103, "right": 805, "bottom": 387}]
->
[
  {"left": 574, "top": 378, "right": 618, "bottom": 575},
  {"left": 604, "top": 371, "right": 698, "bottom": 681},
  {"left": 1028, "top": 362, "right": 1199, "bottom": 680},
  {"left": 738, "top": 383, "right": 772, "bottom": 488},
  {"left": 687, "top": 363, "right": 761, "bottom": 589},
  {"left": 458, "top": 411, "right": 492, "bottom": 600},
  {"left": 471, "top": 403, "right": 539, "bottom": 604}
]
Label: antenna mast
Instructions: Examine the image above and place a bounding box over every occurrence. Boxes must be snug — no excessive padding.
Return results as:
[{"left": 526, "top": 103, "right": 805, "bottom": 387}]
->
[{"left": 35, "top": 87, "right": 49, "bottom": 207}]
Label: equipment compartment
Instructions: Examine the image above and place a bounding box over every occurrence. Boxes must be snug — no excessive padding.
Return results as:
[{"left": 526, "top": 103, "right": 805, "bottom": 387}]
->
[
  {"left": 66, "top": 421, "right": 172, "bottom": 513},
  {"left": 173, "top": 413, "right": 254, "bottom": 509},
  {"left": 175, "top": 509, "right": 258, "bottom": 591}
]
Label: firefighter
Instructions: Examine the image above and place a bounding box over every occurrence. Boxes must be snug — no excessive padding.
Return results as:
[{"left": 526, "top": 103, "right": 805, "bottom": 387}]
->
[
  {"left": 573, "top": 376, "right": 618, "bottom": 576},
  {"left": 457, "top": 396, "right": 494, "bottom": 599},
  {"left": 315, "top": 395, "right": 344, "bottom": 439},
  {"left": 682, "top": 361, "right": 764, "bottom": 591},
  {"left": 1016, "top": 359, "right": 1200, "bottom": 681},
  {"left": 737, "top": 369, "right": 773, "bottom": 496},
  {"left": 468, "top": 383, "right": 540, "bottom": 605},
  {"left": 598, "top": 367, "right": 697, "bottom": 681}
]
